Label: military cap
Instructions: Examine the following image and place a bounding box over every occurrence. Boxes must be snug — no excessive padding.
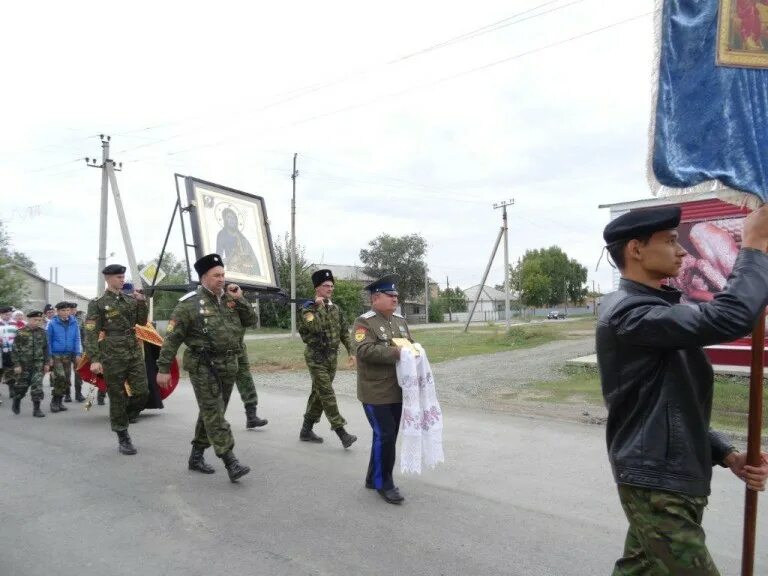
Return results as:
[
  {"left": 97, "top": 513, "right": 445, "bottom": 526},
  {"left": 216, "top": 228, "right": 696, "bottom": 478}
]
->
[
  {"left": 0, "top": 305, "right": 12, "bottom": 313},
  {"left": 43, "top": 304, "right": 54, "bottom": 313},
  {"left": 26, "top": 310, "right": 43, "bottom": 318},
  {"left": 55, "top": 301, "right": 71, "bottom": 310},
  {"left": 102, "top": 264, "right": 127, "bottom": 275},
  {"left": 365, "top": 273, "right": 400, "bottom": 295},
  {"left": 312, "top": 269, "right": 334, "bottom": 287},
  {"left": 194, "top": 253, "right": 224, "bottom": 277},
  {"left": 69, "top": 302, "right": 78, "bottom": 308},
  {"left": 603, "top": 206, "right": 681, "bottom": 245}
]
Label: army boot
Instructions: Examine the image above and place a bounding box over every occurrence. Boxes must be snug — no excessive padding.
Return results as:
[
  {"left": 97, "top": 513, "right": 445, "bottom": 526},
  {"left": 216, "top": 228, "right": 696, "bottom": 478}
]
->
[
  {"left": 64, "top": 390, "right": 72, "bottom": 403},
  {"left": 50, "top": 396, "right": 62, "bottom": 413},
  {"left": 57, "top": 395, "right": 68, "bottom": 411},
  {"left": 221, "top": 451, "right": 250, "bottom": 482},
  {"left": 188, "top": 446, "right": 215, "bottom": 474},
  {"left": 97, "top": 391, "right": 106, "bottom": 405},
  {"left": 116, "top": 430, "right": 137, "bottom": 455},
  {"left": 299, "top": 418, "right": 323, "bottom": 443},
  {"left": 245, "top": 404, "right": 268, "bottom": 428},
  {"left": 11, "top": 397, "right": 21, "bottom": 415},
  {"left": 75, "top": 384, "right": 85, "bottom": 403},
  {"left": 32, "top": 401, "right": 45, "bottom": 418},
  {"left": 335, "top": 427, "right": 357, "bottom": 449}
]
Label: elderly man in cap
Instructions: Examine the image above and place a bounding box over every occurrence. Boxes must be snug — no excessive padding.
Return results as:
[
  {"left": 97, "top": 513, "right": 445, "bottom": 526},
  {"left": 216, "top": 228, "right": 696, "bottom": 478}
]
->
[
  {"left": 353, "top": 274, "right": 412, "bottom": 505},
  {"left": 0, "top": 305, "right": 19, "bottom": 405},
  {"left": 298, "top": 268, "right": 357, "bottom": 448},
  {"left": 85, "top": 264, "right": 149, "bottom": 455},
  {"left": 598, "top": 205, "right": 768, "bottom": 574},
  {"left": 10, "top": 310, "right": 49, "bottom": 417},
  {"left": 47, "top": 301, "right": 82, "bottom": 409},
  {"left": 156, "top": 254, "right": 254, "bottom": 482}
]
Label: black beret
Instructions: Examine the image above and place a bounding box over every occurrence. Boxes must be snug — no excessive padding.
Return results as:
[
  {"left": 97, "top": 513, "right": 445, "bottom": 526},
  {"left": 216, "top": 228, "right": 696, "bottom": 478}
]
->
[
  {"left": 43, "top": 304, "right": 54, "bottom": 312},
  {"left": 603, "top": 206, "right": 681, "bottom": 245},
  {"left": 102, "top": 264, "right": 126, "bottom": 275},
  {"left": 69, "top": 302, "right": 78, "bottom": 308},
  {"left": 312, "top": 269, "right": 334, "bottom": 287},
  {"left": 364, "top": 273, "right": 400, "bottom": 295},
  {"left": 27, "top": 310, "right": 43, "bottom": 318},
  {"left": 0, "top": 305, "right": 12, "bottom": 313},
  {"left": 55, "top": 301, "right": 71, "bottom": 310},
  {"left": 194, "top": 253, "right": 224, "bottom": 277}
]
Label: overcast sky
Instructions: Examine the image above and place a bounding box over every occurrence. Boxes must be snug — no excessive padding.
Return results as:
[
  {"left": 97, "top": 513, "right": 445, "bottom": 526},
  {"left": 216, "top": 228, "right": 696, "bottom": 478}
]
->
[{"left": 1, "top": 0, "right": 657, "bottom": 299}]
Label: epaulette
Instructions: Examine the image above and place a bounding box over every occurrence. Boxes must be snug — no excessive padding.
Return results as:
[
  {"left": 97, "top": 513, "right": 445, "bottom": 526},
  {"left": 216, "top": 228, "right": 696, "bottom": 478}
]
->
[
  {"left": 393, "top": 312, "right": 404, "bottom": 318},
  {"left": 360, "top": 310, "right": 376, "bottom": 319},
  {"left": 179, "top": 290, "right": 197, "bottom": 302}
]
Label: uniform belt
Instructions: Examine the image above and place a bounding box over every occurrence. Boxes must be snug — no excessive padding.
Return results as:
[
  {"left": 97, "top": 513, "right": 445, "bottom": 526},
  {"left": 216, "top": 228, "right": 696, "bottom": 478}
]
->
[
  {"left": 103, "top": 328, "right": 134, "bottom": 336},
  {"left": 188, "top": 346, "right": 241, "bottom": 356}
]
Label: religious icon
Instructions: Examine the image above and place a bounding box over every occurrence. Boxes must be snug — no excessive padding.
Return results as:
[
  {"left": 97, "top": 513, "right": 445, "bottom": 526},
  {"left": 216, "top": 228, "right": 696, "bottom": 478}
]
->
[{"left": 717, "top": 0, "right": 768, "bottom": 67}]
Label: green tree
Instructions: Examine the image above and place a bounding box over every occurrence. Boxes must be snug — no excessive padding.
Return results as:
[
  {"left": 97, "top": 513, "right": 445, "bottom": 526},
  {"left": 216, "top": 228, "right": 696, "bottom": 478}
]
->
[
  {"left": 332, "top": 278, "right": 364, "bottom": 324},
  {"left": 259, "top": 232, "right": 313, "bottom": 328},
  {"left": 518, "top": 247, "right": 588, "bottom": 307},
  {"left": 359, "top": 233, "right": 427, "bottom": 302},
  {"left": 0, "top": 220, "right": 32, "bottom": 306}
]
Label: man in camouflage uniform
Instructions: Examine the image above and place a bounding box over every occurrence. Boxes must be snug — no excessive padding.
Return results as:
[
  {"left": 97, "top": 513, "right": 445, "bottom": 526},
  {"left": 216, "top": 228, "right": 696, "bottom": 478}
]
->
[
  {"left": 156, "top": 253, "right": 254, "bottom": 482},
  {"left": 234, "top": 332, "right": 268, "bottom": 428},
  {"left": 354, "top": 274, "right": 411, "bottom": 505},
  {"left": 298, "top": 269, "right": 357, "bottom": 448},
  {"left": 10, "top": 310, "right": 49, "bottom": 417},
  {"left": 85, "top": 264, "right": 149, "bottom": 455},
  {"left": 0, "top": 304, "right": 19, "bottom": 405}
]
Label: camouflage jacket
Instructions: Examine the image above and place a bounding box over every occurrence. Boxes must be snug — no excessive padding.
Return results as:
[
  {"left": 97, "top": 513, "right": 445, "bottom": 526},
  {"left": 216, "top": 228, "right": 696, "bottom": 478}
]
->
[
  {"left": 353, "top": 310, "right": 412, "bottom": 404},
  {"left": 157, "top": 286, "right": 257, "bottom": 373},
  {"left": 298, "top": 300, "right": 353, "bottom": 361},
  {"left": 11, "top": 326, "right": 49, "bottom": 369},
  {"left": 84, "top": 289, "right": 149, "bottom": 364}
]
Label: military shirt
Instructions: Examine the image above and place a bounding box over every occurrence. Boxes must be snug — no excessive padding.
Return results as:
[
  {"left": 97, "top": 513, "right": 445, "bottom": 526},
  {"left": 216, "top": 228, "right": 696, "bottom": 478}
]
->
[
  {"left": 354, "top": 310, "right": 412, "bottom": 404},
  {"left": 157, "top": 286, "right": 257, "bottom": 373},
  {"left": 11, "top": 326, "right": 49, "bottom": 369},
  {"left": 298, "top": 299, "right": 353, "bottom": 359},
  {"left": 85, "top": 289, "right": 149, "bottom": 363}
]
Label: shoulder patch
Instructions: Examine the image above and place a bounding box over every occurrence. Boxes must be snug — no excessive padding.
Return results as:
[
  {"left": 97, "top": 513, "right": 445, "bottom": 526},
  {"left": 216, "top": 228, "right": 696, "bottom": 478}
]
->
[
  {"left": 179, "top": 290, "right": 197, "bottom": 302},
  {"left": 361, "top": 310, "right": 376, "bottom": 319},
  {"left": 393, "top": 312, "right": 404, "bottom": 318}
]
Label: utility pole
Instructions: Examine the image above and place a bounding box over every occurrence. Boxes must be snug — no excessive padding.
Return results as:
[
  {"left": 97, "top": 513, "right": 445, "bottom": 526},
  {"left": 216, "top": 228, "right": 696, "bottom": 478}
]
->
[
  {"left": 290, "top": 153, "right": 298, "bottom": 338},
  {"left": 424, "top": 266, "right": 429, "bottom": 324},
  {"left": 446, "top": 276, "right": 452, "bottom": 322},
  {"left": 87, "top": 136, "right": 137, "bottom": 295},
  {"left": 494, "top": 199, "right": 514, "bottom": 329}
]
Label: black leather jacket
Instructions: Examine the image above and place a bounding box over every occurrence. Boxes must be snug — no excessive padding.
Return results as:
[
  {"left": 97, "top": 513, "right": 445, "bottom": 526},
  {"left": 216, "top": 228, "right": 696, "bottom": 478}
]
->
[{"left": 597, "top": 248, "right": 768, "bottom": 497}]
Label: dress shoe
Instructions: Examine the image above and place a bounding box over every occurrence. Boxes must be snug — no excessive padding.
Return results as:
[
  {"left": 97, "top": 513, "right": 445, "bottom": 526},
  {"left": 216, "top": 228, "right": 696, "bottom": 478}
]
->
[{"left": 377, "top": 487, "right": 405, "bottom": 505}]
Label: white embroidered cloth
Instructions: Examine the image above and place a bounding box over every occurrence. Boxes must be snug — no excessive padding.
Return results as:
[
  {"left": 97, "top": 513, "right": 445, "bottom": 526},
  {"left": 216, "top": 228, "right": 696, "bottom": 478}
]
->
[{"left": 396, "top": 346, "right": 444, "bottom": 474}]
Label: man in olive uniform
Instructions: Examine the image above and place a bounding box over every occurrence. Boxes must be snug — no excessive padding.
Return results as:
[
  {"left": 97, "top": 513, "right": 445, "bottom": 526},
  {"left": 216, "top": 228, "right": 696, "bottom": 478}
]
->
[
  {"left": 10, "top": 310, "right": 50, "bottom": 417},
  {"left": 234, "top": 337, "right": 268, "bottom": 428},
  {"left": 354, "top": 274, "right": 411, "bottom": 505},
  {"left": 298, "top": 269, "right": 357, "bottom": 448},
  {"left": 85, "top": 264, "right": 149, "bottom": 455},
  {"left": 156, "top": 254, "right": 254, "bottom": 483}
]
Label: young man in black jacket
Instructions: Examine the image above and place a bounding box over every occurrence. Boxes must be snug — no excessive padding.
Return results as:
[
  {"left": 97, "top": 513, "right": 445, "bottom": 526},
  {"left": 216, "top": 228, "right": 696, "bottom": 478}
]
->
[{"left": 598, "top": 205, "right": 768, "bottom": 575}]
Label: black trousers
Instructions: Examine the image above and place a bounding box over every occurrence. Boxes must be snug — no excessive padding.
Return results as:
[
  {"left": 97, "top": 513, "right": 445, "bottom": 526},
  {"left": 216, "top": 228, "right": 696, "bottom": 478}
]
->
[{"left": 363, "top": 402, "right": 402, "bottom": 490}]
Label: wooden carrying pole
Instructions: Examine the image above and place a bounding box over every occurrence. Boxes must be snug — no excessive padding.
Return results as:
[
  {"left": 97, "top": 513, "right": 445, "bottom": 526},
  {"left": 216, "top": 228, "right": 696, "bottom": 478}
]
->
[{"left": 742, "top": 313, "right": 765, "bottom": 576}]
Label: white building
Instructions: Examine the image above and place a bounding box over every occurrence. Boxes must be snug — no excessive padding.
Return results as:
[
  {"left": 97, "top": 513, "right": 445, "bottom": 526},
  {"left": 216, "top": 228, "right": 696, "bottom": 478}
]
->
[{"left": 9, "top": 263, "right": 90, "bottom": 311}]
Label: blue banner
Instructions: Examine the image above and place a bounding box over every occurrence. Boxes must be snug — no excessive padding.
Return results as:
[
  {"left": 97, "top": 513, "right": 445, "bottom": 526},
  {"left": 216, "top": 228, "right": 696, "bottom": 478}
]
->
[{"left": 652, "top": 0, "right": 768, "bottom": 203}]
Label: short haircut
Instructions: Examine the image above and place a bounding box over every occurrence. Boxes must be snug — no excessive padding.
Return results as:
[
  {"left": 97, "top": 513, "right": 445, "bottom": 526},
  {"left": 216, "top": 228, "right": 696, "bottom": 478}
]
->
[{"left": 607, "top": 234, "right": 652, "bottom": 271}]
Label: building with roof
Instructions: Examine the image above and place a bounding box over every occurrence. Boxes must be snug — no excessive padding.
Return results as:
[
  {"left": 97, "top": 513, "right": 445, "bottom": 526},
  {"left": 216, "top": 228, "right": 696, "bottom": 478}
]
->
[{"left": 9, "top": 263, "right": 90, "bottom": 311}]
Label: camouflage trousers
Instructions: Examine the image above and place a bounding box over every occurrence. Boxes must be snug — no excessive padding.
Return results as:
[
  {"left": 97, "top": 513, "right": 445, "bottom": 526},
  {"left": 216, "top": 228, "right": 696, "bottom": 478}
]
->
[
  {"left": 72, "top": 353, "right": 82, "bottom": 388},
  {"left": 51, "top": 355, "right": 74, "bottom": 396},
  {"left": 1, "top": 366, "right": 16, "bottom": 395},
  {"left": 14, "top": 366, "right": 45, "bottom": 402},
  {"left": 103, "top": 352, "right": 148, "bottom": 432},
  {"left": 234, "top": 347, "right": 258, "bottom": 406},
  {"left": 303, "top": 352, "right": 346, "bottom": 430},
  {"left": 188, "top": 353, "right": 237, "bottom": 458},
  {"left": 613, "top": 484, "right": 719, "bottom": 576}
]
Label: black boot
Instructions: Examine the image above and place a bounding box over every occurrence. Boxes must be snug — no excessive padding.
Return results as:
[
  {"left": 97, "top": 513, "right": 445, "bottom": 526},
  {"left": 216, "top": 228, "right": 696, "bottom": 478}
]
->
[
  {"left": 75, "top": 385, "right": 85, "bottom": 403},
  {"left": 300, "top": 419, "right": 323, "bottom": 443},
  {"left": 32, "top": 401, "right": 45, "bottom": 418},
  {"left": 50, "top": 396, "right": 62, "bottom": 413},
  {"left": 57, "top": 395, "right": 68, "bottom": 411},
  {"left": 221, "top": 451, "right": 250, "bottom": 482},
  {"left": 188, "top": 446, "right": 215, "bottom": 474},
  {"left": 64, "top": 391, "right": 72, "bottom": 403},
  {"left": 245, "top": 404, "right": 268, "bottom": 428},
  {"left": 116, "top": 430, "right": 137, "bottom": 455},
  {"left": 335, "top": 427, "right": 357, "bottom": 449},
  {"left": 97, "top": 392, "right": 106, "bottom": 406},
  {"left": 11, "top": 397, "right": 21, "bottom": 415}
]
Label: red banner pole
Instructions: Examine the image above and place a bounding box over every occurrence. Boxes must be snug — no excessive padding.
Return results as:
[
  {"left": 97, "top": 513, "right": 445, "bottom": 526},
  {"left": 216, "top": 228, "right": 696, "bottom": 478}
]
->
[{"left": 741, "top": 312, "right": 765, "bottom": 576}]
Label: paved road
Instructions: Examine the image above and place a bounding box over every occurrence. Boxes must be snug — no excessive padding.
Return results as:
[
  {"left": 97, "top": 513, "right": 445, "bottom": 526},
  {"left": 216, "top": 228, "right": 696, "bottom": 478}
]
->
[{"left": 1, "top": 382, "right": 763, "bottom": 576}]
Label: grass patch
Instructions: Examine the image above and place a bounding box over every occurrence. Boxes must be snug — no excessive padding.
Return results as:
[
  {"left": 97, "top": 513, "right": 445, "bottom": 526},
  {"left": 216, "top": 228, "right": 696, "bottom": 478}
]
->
[
  {"left": 242, "top": 317, "right": 597, "bottom": 372},
  {"left": 528, "top": 366, "right": 768, "bottom": 434}
]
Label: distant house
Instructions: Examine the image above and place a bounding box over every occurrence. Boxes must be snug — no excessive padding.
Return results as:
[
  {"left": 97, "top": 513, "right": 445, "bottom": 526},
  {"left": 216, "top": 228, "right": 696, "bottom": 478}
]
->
[
  {"left": 453, "top": 284, "right": 511, "bottom": 323},
  {"left": 308, "top": 263, "right": 374, "bottom": 287},
  {"left": 9, "top": 263, "right": 90, "bottom": 311}
]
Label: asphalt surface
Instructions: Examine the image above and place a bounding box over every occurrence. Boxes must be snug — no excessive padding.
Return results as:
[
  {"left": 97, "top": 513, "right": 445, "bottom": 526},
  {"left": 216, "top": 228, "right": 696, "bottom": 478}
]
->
[{"left": 1, "top": 381, "right": 765, "bottom": 576}]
